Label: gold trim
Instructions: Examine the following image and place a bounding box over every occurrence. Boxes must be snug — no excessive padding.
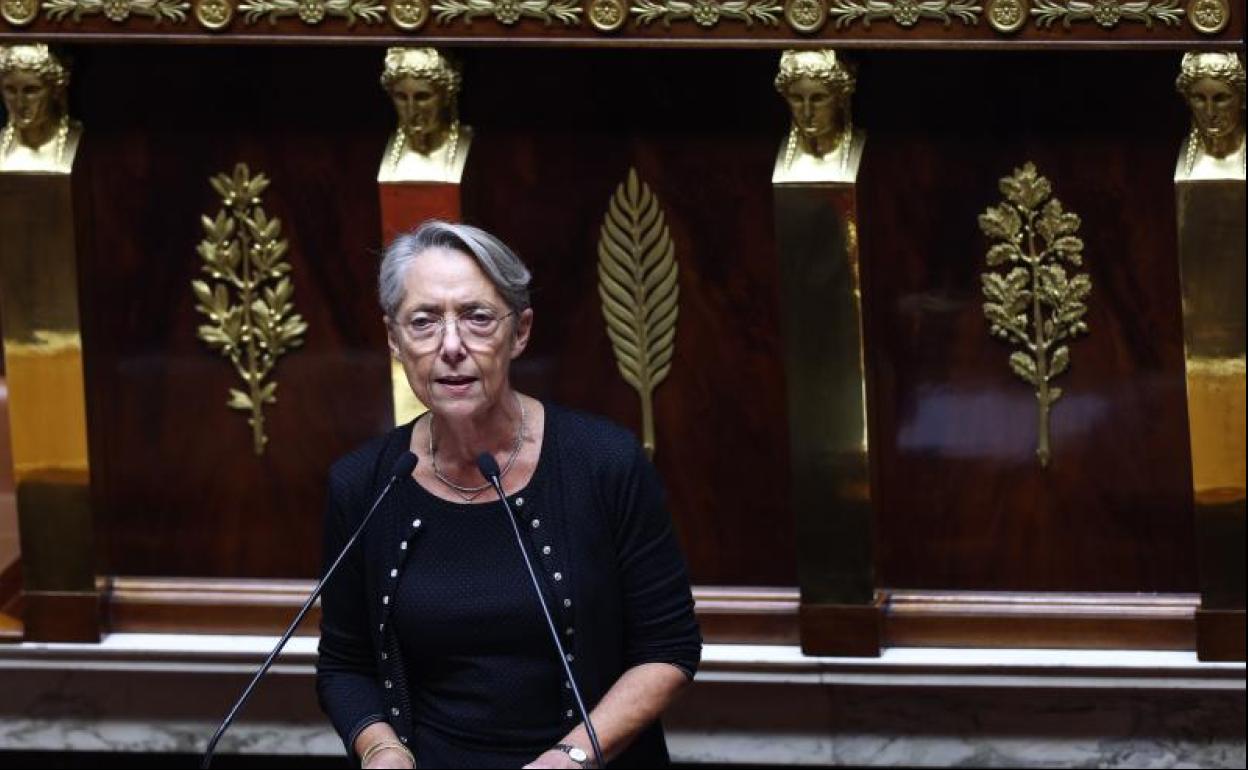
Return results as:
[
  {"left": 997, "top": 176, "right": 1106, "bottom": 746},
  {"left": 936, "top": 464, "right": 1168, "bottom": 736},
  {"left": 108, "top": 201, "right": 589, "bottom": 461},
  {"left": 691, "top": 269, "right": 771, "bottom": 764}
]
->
[
  {"left": 1187, "top": 0, "right": 1228, "bottom": 34},
  {"left": 430, "top": 0, "right": 581, "bottom": 25},
  {"left": 632, "top": 0, "right": 782, "bottom": 27},
  {"left": 1030, "top": 0, "right": 1183, "bottom": 28},
  {"left": 193, "top": 0, "right": 233, "bottom": 26},
  {"left": 597, "top": 167, "right": 679, "bottom": 459},
  {"left": 388, "top": 0, "right": 429, "bottom": 26},
  {"left": 237, "top": 0, "right": 385, "bottom": 24},
  {"left": 1, "top": 0, "right": 39, "bottom": 25},
  {"left": 784, "top": 0, "right": 826, "bottom": 31},
  {"left": 41, "top": 0, "right": 190, "bottom": 22},
  {"left": 192, "top": 163, "right": 307, "bottom": 455},
  {"left": 587, "top": 0, "right": 625, "bottom": 29},
  {"left": 986, "top": 0, "right": 1027, "bottom": 31},
  {"left": 978, "top": 162, "right": 1090, "bottom": 468},
  {"left": 827, "top": 0, "right": 980, "bottom": 28}
]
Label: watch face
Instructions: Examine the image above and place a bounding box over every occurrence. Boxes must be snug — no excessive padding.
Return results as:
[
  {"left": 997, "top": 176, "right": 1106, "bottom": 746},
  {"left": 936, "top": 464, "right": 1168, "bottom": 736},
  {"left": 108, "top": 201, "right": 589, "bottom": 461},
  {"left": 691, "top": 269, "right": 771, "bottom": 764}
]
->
[{"left": 568, "top": 747, "right": 588, "bottom": 762}]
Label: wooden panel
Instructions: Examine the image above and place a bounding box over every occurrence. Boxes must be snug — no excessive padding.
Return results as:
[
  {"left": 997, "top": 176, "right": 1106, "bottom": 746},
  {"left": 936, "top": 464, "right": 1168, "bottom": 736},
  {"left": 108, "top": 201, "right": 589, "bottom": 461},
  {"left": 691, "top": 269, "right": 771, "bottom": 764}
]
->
[
  {"left": 1196, "top": 609, "right": 1246, "bottom": 661},
  {"left": 885, "top": 590, "right": 1197, "bottom": 650},
  {"left": 73, "top": 46, "right": 394, "bottom": 578},
  {"left": 860, "top": 51, "right": 1200, "bottom": 592}
]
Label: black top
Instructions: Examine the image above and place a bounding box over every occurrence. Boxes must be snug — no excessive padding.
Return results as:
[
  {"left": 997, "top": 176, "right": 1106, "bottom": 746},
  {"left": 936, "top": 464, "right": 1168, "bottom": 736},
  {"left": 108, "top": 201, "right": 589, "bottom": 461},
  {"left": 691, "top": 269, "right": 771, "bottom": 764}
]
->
[{"left": 316, "top": 402, "right": 702, "bottom": 768}]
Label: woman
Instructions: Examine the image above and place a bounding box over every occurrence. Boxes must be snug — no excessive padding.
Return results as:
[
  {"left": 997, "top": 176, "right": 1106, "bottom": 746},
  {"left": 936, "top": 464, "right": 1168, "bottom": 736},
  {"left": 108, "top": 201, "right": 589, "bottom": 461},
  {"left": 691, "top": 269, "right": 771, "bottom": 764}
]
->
[{"left": 316, "top": 221, "right": 701, "bottom": 769}]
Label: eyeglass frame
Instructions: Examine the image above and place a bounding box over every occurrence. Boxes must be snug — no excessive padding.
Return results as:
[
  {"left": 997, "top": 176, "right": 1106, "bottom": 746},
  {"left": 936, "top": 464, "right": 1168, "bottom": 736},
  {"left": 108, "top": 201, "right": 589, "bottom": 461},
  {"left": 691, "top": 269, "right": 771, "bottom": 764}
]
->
[{"left": 392, "top": 306, "right": 518, "bottom": 351}]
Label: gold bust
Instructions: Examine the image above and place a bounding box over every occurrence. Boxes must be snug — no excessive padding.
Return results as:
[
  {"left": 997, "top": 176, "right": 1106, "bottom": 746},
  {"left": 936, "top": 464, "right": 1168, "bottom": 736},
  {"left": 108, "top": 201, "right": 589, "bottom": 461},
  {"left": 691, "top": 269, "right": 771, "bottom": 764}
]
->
[
  {"left": 0, "top": 44, "right": 82, "bottom": 174},
  {"left": 378, "top": 47, "right": 471, "bottom": 183},
  {"left": 1176, "top": 52, "right": 1245, "bottom": 178},
  {"left": 773, "top": 50, "right": 862, "bottom": 183}
]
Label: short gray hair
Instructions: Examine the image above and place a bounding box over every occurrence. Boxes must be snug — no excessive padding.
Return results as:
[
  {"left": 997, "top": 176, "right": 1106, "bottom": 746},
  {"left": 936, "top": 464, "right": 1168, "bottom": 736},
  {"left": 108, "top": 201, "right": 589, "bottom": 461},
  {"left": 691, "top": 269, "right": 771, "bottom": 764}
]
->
[{"left": 379, "top": 220, "right": 532, "bottom": 319}]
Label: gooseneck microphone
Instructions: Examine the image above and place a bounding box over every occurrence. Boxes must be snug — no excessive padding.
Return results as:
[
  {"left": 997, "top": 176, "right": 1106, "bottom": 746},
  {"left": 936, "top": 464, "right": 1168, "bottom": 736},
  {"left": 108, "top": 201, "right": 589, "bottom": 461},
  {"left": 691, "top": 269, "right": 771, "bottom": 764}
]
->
[
  {"left": 476, "top": 452, "right": 606, "bottom": 770},
  {"left": 201, "top": 451, "right": 419, "bottom": 769}
]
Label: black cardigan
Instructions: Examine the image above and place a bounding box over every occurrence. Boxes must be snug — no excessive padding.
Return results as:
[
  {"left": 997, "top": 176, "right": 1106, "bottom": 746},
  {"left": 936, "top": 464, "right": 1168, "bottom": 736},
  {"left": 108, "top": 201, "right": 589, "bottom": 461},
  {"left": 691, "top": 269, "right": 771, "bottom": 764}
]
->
[{"left": 315, "top": 402, "right": 702, "bottom": 767}]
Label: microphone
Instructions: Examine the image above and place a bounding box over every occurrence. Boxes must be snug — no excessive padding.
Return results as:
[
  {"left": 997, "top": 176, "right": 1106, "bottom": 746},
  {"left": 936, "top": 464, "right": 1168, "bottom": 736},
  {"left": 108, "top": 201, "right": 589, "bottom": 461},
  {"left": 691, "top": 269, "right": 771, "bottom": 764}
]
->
[
  {"left": 201, "top": 451, "right": 419, "bottom": 769},
  {"left": 476, "top": 452, "right": 606, "bottom": 770}
]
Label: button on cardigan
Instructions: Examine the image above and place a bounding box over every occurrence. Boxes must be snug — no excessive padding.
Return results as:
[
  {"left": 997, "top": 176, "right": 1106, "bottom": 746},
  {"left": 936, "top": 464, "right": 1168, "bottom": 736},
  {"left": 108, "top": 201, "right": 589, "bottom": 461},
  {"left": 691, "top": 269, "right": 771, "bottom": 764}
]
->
[{"left": 316, "top": 402, "right": 702, "bottom": 767}]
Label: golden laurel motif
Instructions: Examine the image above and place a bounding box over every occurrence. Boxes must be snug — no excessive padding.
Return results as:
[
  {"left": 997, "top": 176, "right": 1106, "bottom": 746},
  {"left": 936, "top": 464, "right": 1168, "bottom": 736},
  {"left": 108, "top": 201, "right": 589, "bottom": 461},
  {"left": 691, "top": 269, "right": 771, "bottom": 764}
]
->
[
  {"left": 193, "top": 163, "right": 307, "bottom": 456},
  {"left": 430, "top": 0, "right": 581, "bottom": 25},
  {"left": 41, "top": 0, "right": 190, "bottom": 22},
  {"left": 978, "top": 162, "right": 1091, "bottom": 468},
  {"left": 1030, "top": 0, "right": 1183, "bottom": 28},
  {"left": 597, "top": 167, "right": 680, "bottom": 460},
  {"left": 389, "top": 0, "right": 428, "bottom": 26},
  {"left": 237, "top": 0, "right": 385, "bottom": 24},
  {"left": 194, "top": 0, "right": 233, "bottom": 27},
  {"left": 588, "top": 0, "right": 626, "bottom": 30},
  {"left": 632, "top": 0, "right": 782, "bottom": 27},
  {"left": 986, "top": 0, "right": 1026, "bottom": 31},
  {"left": 0, "top": 0, "right": 39, "bottom": 25},
  {"left": 784, "top": 0, "right": 826, "bottom": 32},
  {"left": 827, "top": 0, "right": 979, "bottom": 27},
  {"left": 1187, "top": 0, "right": 1227, "bottom": 34}
]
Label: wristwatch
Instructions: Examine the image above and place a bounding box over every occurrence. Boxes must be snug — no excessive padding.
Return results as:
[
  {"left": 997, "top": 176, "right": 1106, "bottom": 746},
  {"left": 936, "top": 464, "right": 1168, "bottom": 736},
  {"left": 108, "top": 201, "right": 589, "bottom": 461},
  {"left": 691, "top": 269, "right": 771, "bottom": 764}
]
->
[{"left": 554, "top": 742, "right": 590, "bottom": 768}]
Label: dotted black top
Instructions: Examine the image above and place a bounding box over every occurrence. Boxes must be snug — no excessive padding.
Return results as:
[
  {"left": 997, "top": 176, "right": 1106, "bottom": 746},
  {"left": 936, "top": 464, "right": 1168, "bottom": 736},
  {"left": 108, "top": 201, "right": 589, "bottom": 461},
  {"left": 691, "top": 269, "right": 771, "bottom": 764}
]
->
[{"left": 316, "top": 402, "right": 702, "bottom": 768}]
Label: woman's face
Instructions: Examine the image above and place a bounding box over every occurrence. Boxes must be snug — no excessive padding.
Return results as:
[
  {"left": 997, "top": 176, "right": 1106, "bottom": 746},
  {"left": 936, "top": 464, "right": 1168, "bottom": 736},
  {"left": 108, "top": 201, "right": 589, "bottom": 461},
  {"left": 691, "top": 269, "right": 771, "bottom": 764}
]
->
[
  {"left": 1, "top": 69, "right": 52, "bottom": 132},
  {"left": 387, "top": 247, "right": 532, "bottom": 422},
  {"left": 1186, "top": 76, "right": 1244, "bottom": 146}
]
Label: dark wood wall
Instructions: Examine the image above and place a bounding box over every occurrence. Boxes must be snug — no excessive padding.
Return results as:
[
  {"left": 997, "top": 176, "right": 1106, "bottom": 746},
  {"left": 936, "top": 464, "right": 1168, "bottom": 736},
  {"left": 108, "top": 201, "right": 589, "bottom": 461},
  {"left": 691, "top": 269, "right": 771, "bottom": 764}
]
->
[{"left": 64, "top": 45, "right": 1198, "bottom": 592}]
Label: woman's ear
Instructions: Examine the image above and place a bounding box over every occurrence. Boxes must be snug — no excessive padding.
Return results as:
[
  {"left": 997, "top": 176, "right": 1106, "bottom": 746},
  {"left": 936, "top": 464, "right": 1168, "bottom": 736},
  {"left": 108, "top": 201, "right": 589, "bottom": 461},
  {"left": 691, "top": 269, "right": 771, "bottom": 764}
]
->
[
  {"left": 384, "top": 316, "right": 401, "bottom": 359},
  {"left": 510, "top": 308, "right": 534, "bottom": 360}
]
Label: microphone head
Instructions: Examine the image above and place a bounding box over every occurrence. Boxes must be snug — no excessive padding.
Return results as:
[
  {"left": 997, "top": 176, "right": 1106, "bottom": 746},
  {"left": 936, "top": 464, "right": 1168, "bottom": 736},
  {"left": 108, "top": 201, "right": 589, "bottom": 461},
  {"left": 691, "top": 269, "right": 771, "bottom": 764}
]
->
[
  {"left": 476, "top": 452, "right": 501, "bottom": 482},
  {"left": 391, "top": 451, "right": 418, "bottom": 479}
]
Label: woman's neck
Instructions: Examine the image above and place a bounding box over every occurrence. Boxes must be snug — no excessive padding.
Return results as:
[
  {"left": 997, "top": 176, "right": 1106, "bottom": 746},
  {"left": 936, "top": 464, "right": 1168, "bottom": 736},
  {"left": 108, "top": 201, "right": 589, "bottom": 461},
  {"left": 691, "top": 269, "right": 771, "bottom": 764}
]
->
[{"left": 429, "top": 391, "right": 523, "bottom": 468}]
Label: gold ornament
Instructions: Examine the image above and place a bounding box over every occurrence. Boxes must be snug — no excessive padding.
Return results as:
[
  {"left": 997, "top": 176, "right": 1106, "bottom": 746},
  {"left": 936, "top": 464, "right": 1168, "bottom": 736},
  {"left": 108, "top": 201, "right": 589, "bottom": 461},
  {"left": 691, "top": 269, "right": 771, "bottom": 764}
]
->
[
  {"left": 588, "top": 0, "right": 626, "bottom": 30},
  {"left": 1030, "top": 0, "right": 1183, "bottom": 29},
  {"left": 978, "top": 162, "right": 1090, "bottom": 468},
  {"left": 1187, "top": 0, "right": 1228, "bottom": 34},
  {"left": 237, "top": 0, "right": 386, "bottom": 25},
  {"left": 193, "top": 164, "right": 307, "bottom": 456},
  {"left": 431, "top": 0, "right": 581, "bottom": 25},
  {"left": 784, "top": 0, "right": 826, "bottom": 32},
  {"left": 597, "top": 168, "right": 680, "bottom": 460},
  {"left": 389, "top": 0, "right": 428, "bottom": 27},
  {"left": 827, "top": 0, "right": 979, "bottom": 27},
  {"left": 0, "top": 0, "right": 39, "bottom": 25},
  {"left": 632, "top": 0, "right": 782, "bottom": 27},
  {"left": 986, "top": 0, "right": 1026, "bottom": 31},
  {"left": 41, "top": 0, "right": 191, "bottom": 23},
  {"left": 194, "top": 0, "right": 234, "bottom": 27}
]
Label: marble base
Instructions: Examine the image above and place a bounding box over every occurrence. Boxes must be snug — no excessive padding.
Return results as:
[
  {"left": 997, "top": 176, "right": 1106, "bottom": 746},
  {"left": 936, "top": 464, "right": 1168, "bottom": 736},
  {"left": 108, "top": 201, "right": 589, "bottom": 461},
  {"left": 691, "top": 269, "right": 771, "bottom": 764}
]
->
[{"left": 2, "top": 637, "right": 1244, "bottom": 766}]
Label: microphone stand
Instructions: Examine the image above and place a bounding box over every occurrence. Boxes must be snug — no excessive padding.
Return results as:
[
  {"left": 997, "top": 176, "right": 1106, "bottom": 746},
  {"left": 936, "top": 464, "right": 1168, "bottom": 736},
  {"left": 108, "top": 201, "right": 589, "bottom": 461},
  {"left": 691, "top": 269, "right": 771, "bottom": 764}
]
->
[
  {"left": 477, "top": 454, "right": 606, "bottom": 770},
  {"left": 201, "top": 452, "right": 418, "bottom": 769}
]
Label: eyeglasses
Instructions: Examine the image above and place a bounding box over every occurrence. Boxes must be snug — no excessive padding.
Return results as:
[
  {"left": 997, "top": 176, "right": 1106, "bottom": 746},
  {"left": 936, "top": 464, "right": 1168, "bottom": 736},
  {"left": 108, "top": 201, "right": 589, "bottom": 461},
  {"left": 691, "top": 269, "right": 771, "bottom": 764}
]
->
[{"left": 398, "top": 308, "right": 515, "bottom": 351}]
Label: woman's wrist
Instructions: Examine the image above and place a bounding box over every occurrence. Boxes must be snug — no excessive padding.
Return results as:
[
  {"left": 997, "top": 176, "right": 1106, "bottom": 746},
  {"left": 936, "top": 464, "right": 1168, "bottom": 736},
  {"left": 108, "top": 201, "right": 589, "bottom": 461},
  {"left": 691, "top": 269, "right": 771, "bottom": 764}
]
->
[{"left": 360, "top": 739, "right": 415, "bottom": 768}]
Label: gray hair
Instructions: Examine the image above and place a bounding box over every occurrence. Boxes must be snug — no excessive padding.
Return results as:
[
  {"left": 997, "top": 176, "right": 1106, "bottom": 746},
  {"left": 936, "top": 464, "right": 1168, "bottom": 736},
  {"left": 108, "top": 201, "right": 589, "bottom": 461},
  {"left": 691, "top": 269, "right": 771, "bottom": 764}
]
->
[{"left": 379, "top": 220, "right": 532, "bottom": 319}]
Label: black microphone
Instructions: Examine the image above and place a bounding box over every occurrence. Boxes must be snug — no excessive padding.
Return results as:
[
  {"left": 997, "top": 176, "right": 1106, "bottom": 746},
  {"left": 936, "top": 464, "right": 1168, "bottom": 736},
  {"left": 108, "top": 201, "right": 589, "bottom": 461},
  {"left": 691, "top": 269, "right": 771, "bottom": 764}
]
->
[
  {"left": 476, "top": 452, "right": 606, "bottom": 770},
  {"left": 201, "top": 451, "right": 419, "bottom": 769}
]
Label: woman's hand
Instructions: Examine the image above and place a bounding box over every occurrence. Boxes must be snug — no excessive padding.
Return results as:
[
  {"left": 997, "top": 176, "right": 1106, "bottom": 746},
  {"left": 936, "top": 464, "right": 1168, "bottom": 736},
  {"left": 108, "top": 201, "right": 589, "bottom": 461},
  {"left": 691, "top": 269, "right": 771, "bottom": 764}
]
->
[{"left": 522, "top": 748, "right": 585, "bottom": 769}]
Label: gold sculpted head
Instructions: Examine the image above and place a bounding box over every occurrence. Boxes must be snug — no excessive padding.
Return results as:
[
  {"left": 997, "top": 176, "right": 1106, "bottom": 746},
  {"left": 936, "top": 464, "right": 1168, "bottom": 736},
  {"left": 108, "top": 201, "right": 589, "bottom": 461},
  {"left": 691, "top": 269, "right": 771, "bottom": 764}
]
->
[
  {"left": 381, "top": 47, "right": 461, "bottom": 156},
  {"left": 775, "top": 50, "right": 855, "bottom": 158},
  {"left": 1176, "top": 52, "right": 1246, "bottom": 160},
  {"left": 0, "top": 44, "right": 70, "bottom": 153}
]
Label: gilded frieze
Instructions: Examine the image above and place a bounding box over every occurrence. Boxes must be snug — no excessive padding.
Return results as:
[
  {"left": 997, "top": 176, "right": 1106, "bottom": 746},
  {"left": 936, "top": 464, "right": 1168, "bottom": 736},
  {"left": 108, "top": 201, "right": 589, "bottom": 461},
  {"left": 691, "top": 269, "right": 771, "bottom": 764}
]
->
[
  {"left": 388, "top": 0, "right": 429, "bottom": 27},
  {"left": 631, "top": 0, "right": 781, "bottom": 27},
  {"left": 1, "top": 0, "right": 38, "bottom": 25},
  {"left": 1187, "top": 0, "right": 1229, "bottom": 35},
  {"left": 986, "top": 0, "right": 1027, "bottom": 30},
  {"left": 597, "top": 168, "right": 680, "bottom": 459},
  {"left": 1030, "top": 0, "right": 1183, "bottom": 28},
  {"left": 193, "top": 163, "right": 307, "bottom": 456},
  {"left": 238, "top": 0, "right": 385, "bottom": 24},
  {"left": 587, "top": 0, "right": 625, "bottom": 29},
  {"left": 978, "top": 162, "right": 1090, "bottom": 468},
  {"left": 828, "top": 0, "right": 981, "bottom": 28},
  {"left": 430, "top": 0, "right": 581, "bottom": 25},
  {"left": 41, "top": 0, "right": 189, "bottom": 22}
]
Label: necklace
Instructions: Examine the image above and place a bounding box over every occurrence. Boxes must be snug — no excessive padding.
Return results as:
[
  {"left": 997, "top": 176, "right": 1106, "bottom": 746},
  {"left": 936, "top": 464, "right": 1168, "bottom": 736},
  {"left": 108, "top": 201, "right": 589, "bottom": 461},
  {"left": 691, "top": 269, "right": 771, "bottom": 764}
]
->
[{"left": 429, "top": 394, "right": 525, "bottom": 502}]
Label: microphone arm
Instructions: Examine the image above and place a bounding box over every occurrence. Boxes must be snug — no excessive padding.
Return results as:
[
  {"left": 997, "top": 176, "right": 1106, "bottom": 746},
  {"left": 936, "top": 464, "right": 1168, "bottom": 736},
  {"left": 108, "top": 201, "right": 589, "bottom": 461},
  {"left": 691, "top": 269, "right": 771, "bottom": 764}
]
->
[
  {"left": 476, "top": 453, "right": 606, "bottom": 770},
  {"left": 201, "top": 451, "right": 419, "bottom": 769}
]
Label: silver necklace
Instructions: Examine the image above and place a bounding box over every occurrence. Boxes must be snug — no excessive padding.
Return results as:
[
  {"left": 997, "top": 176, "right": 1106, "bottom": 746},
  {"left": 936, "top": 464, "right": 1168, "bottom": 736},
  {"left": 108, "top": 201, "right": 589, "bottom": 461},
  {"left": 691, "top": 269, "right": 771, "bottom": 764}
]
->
[{"left": 429, "top": 395, "right": 525, "bottom": 502}]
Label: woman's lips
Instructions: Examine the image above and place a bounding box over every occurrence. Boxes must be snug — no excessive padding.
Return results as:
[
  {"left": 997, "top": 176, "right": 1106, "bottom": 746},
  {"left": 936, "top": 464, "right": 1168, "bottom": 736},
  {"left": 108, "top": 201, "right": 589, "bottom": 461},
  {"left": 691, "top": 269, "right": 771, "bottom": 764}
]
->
[{"left": 434, "top": 375, "right": 477, "bottom": 394}]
